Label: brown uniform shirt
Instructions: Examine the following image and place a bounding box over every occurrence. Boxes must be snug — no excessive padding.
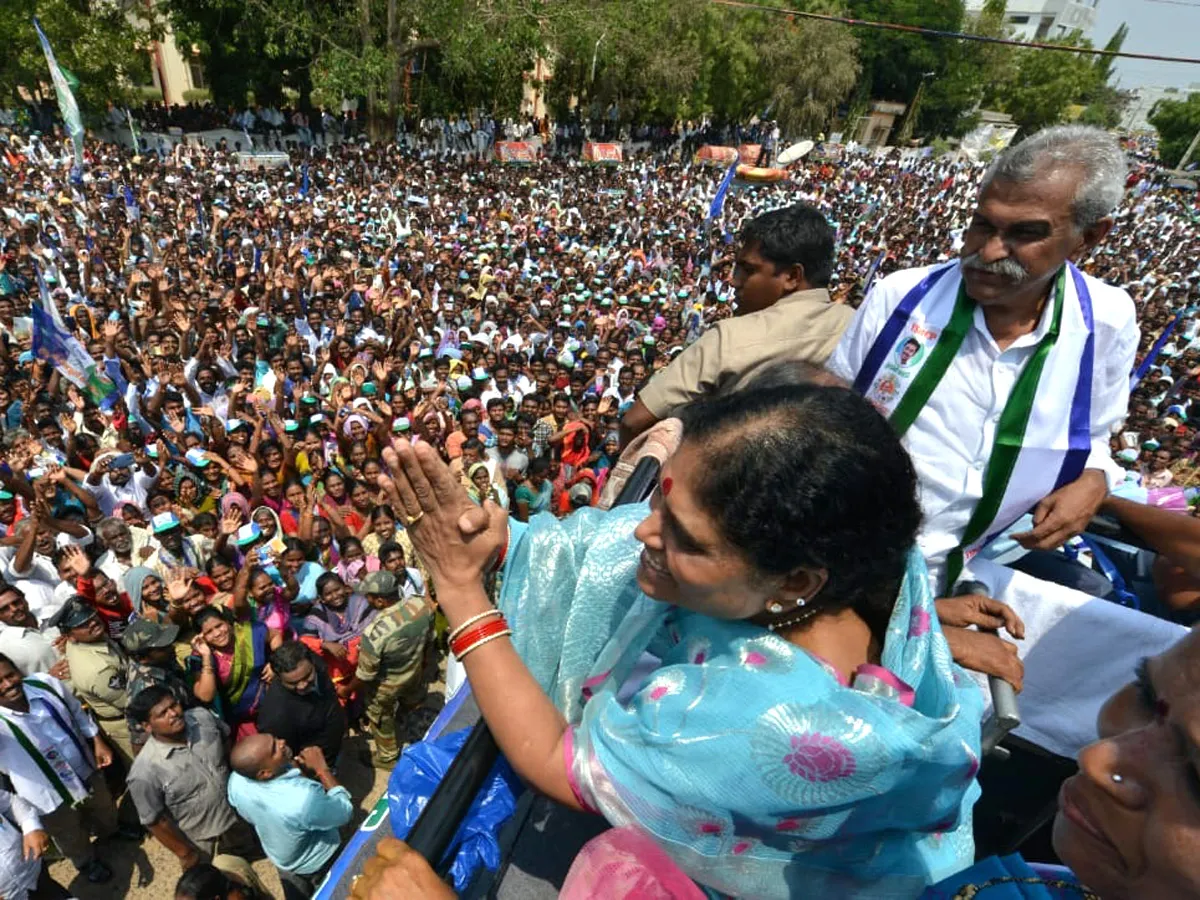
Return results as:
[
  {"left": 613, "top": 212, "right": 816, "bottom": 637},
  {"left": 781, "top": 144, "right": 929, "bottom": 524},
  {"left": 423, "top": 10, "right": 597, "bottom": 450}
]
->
[{"left": 638, "top": 289, "right": 853, "bottom": 418}]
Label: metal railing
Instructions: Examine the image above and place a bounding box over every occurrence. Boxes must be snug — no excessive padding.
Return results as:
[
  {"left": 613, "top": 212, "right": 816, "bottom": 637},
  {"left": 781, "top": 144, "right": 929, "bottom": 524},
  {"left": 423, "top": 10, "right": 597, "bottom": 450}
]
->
[{"left": 405, "top": 456, "right": 663, "bottom": 871}]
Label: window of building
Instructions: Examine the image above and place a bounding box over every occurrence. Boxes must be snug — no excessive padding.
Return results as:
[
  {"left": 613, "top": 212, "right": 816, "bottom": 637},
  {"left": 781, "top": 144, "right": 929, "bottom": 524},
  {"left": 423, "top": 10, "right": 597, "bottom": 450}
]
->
[
  {"left": 1008, "top": 15, "right": 1030, "bottom": 23},
  {"left": 188, "top": 61, "right": 207, "bottom": 90}
]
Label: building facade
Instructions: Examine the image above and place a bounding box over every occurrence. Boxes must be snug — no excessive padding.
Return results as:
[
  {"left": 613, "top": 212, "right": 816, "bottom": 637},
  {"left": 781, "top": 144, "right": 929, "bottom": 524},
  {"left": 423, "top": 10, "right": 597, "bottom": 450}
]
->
[
  {"left": 965, "top": 0, "right": 1100, "bottom": 42},
  {"left": 1121, "top": 84, "right": 1200, "bottom": 133}
]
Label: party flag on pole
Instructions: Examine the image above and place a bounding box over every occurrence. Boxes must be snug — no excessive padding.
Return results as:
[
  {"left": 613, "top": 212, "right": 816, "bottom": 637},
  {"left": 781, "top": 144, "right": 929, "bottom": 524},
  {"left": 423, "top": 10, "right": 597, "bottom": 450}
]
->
[
  {"left": 704, "top": 162, "right": 738, "bottom": 226},
  {"left": 31, "top": 265, "right": 118, "bottom": 408},
  {"left": 1131, "top": 309, "right": 1186, "bottom": 389},
  {"left": 32, "top": 18, "right": 85, "bottom": 171}
]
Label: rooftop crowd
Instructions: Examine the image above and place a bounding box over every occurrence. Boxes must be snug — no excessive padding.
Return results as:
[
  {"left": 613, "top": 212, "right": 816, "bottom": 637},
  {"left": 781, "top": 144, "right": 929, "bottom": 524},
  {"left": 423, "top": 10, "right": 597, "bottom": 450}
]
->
[{"left": 0, "top": 110, "right": 1197, "bottom": 900}]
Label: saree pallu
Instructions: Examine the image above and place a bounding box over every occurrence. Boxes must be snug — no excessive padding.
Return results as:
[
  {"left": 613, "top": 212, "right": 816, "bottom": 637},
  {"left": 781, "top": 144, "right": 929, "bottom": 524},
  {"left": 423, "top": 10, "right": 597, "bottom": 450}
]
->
[
  {"left": 499, "top": 506, "right": 984, "bottom": 900},
  {"left": 226, "top": 621, "right": 270, "bottom": 724}
]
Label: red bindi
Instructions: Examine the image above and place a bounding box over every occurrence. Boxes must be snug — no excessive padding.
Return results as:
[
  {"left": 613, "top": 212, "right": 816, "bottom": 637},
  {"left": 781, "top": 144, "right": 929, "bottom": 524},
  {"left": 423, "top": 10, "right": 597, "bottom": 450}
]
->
[{"left": 661, "top": 477, "right": 673, "bottom": 497}]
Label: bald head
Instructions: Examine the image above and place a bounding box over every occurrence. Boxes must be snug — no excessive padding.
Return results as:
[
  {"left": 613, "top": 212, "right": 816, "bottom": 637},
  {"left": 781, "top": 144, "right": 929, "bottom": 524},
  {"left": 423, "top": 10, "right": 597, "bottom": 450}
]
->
[{"left": 230, "top": 733, "right": 290, "bottom": 781}]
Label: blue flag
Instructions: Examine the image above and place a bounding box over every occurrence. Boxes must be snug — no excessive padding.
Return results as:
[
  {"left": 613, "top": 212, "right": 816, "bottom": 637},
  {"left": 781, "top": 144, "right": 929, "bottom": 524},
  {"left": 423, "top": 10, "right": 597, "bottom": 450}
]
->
[
  {"left": 31, "top": 267, "right": 118, "bottom": 408},
  {"left": 300, "top": 164, "right": 310, "bottom": 198},
  {"left": 705, "top": 162, "right": 738, "bottom": 225},
  {"left": 1131, "top": 309, "right": 1185, "bottom": 389},
  {"left": 863, "top": 249, "right": 888, "bottom": 296},
  {"left": 123, "top": 185, "right": 140, "bottom": 222},
  {"left": 33, "top": 18, "right": 84, "bottom": 170}
]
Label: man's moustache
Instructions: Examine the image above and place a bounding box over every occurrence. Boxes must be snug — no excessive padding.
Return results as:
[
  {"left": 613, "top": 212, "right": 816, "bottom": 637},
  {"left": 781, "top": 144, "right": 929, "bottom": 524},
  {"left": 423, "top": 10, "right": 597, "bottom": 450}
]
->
[{"left": 961, "top": 253, "right": 1029, "bottom": 283}]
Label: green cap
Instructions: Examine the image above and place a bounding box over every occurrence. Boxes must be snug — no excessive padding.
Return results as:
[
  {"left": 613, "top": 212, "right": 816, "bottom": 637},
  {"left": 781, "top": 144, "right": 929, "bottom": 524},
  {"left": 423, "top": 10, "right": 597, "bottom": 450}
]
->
[{"left": 361, "top": 570, "right": 399, "bottom": 596}]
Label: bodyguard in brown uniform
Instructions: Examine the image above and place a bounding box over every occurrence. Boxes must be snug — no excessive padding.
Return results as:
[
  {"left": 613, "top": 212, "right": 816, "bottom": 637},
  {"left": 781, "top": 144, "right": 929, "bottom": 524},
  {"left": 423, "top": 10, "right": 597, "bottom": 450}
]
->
[{"left": 620, "top": 204, "right": 852, "bottom": 448}]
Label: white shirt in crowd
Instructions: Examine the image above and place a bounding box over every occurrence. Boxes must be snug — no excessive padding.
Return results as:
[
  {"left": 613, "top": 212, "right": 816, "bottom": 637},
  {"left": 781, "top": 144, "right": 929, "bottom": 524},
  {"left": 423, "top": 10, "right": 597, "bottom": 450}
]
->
[
  {"left": 86, "top": 469, "right": 158, "bottom": 517},
  {"left": 0, "top": 623, "right": 60, "bottom": 677},
  {"left": 0, "top": 675, "right": 98, "bottom": 814},
  {"left": 0, "top": 790, "right": 45, "bottom": 900},
  {"left": 829, "top": 264, "right": 1138, "bottom": 590}
]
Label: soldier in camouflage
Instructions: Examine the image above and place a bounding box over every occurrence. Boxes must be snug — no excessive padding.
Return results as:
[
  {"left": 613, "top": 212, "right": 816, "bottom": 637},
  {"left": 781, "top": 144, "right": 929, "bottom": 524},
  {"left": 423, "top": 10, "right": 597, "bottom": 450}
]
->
[
  {"left": 334, "top": 570, "right": 434, "bottom": 768},
  {"left": 120, "top": 619, "right": 196, "bottom": 749}
]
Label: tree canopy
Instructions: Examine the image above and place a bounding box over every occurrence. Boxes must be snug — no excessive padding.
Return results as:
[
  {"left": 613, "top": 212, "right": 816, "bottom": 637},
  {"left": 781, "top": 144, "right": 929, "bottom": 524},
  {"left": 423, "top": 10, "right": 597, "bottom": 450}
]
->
[
  {"left": 0, "top": 0, "right": 1138, "bottom": 149},
  {"left": 0, "top": 0, "right": 159, "bottom": 115},
  {"left": 1150, "top": 92, "right": 1200, "bottom": 169}
]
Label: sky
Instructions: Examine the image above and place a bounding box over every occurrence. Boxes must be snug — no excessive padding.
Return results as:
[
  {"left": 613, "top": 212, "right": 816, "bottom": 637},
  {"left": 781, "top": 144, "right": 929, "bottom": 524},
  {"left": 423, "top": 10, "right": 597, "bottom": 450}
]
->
[{"left": 1094, "top": 0, "right": 1200, "bottom": 90}]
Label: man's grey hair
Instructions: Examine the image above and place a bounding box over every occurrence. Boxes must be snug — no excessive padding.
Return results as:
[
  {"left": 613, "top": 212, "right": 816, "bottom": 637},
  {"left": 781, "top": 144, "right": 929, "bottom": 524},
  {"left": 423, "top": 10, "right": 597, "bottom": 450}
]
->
[
  {"left": 97, "top": 516, "right": 129, "bottom": 537},
  {"left": 981, "top": 125, "right": 1127, "bottom": 230}
]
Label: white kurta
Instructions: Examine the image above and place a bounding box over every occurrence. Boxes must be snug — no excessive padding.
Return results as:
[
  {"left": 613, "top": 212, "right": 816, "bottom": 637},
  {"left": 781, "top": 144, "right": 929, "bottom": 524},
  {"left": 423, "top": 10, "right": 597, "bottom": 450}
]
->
[{"left": 828, "top": 263, "right": 1139, "bottom": 591}]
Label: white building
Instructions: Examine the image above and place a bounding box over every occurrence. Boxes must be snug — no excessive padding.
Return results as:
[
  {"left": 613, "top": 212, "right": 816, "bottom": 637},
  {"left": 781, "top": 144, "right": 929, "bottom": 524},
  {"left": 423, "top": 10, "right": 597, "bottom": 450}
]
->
[
  {"left": 964, "top": 0, "right": 1100, "bottom": 42},
  {"left": 1121, "top": 84, "right": 1200, "bottom": 133}
]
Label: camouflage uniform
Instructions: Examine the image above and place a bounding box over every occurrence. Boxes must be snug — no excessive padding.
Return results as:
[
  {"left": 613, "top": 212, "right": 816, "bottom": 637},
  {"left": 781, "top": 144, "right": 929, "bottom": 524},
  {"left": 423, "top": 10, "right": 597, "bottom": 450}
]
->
[
  {"left": 124, "top": 659, "right": 196, "bottom": 747},
  {"left": 357, "top": 583, "right": 434, "bottom": 768},
  {"left": 121, "top": 619, "right": 196, "bottom": 748}
]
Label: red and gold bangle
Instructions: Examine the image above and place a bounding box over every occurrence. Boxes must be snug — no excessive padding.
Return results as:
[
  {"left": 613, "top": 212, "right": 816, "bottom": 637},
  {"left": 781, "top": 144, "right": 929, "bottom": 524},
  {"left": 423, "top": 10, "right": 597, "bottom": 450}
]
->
[
  {"left": 456, "top": 629, "right": 513, "bottom": 662},
  {"left": 447, "top": 609, "right": 502, "bottom": 644},
  {"left": 451, "top": 616, "right": 510, "bottom": 659}
]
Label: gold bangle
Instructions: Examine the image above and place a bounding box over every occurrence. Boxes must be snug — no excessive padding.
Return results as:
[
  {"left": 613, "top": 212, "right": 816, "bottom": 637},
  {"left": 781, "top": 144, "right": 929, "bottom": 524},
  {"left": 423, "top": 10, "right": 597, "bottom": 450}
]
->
[
  {"left": 455, "top": 629, "right": 512, "bottom": 662},
  {"left": 447, "top": 609, "right": 502, "bottom": 643}
]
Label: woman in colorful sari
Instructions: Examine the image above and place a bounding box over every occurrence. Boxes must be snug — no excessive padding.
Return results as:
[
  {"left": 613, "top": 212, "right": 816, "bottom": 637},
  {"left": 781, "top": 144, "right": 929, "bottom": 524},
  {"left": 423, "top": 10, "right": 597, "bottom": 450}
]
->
[
  {"left": 189, "top": 605, "right": 270, "bottom": 739},
  {"left": 924, "top": 626, "right": 1200, "bottom": 900},
  {"left": 298, "top": 571, "right": 378, "bottom": 704},
  {"left": 382, "top": 383, "right": 983, "bottom": 899},
  {"left": 513, "top": 457, "right": 553, "bottom": 522}
]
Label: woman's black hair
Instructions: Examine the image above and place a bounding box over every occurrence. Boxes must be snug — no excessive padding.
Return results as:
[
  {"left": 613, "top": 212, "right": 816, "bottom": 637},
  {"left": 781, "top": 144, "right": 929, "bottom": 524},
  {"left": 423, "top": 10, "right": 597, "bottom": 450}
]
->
[
  {"left": 677, "top": 382, "right": 920, "bottom": 642},
  {"left": 339, "top": 535, "right": 364, "bottom": 555},
  {"left": 315, "top": 571, "right": 344, "bottom": 597},
  {"left": 369, "top": 504, "right": 394, "bottom": 524},
  {"left": 527, "top": 456, "right": 550, "bottom": 479},
  {"left": 282, "top": 537, "right": 313, "bottom": 560},
  {"left": 206, "top": 556, "right": 233, "bottom": 576},
  {"left": 193, "top": 604, "right": 230, "bottom": 632}
]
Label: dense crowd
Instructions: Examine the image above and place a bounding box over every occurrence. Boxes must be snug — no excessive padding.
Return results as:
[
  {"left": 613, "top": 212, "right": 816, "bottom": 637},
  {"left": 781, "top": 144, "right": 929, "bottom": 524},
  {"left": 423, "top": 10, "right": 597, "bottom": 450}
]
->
[{"left": 0, "top": 114, "right": 1196, "bottom": 899}]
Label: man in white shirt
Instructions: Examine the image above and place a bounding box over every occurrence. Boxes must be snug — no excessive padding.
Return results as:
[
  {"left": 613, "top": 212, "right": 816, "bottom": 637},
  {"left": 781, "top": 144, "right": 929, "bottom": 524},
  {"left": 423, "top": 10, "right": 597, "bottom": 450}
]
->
[
  {"left": 0, "top": 788, "right": 61, "bottom": 900},
  {"left": 0, "top": 583, "right": 63, "bottom": 676},
  {"left": 85, "top": 453, "right": 158, "bottom": 518},
  {"left": 0, "top": 657, "right": 117, "bottom": 883},
  {"left": 829, "top": 125, "right": 1138, "bottom": 601}
]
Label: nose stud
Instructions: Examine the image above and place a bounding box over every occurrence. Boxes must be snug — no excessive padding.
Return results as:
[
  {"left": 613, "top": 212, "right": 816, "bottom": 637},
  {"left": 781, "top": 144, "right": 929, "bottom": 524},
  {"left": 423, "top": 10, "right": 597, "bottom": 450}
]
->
[{"left": 1111, "top": 773, "right": 1124, "bottom": 784}]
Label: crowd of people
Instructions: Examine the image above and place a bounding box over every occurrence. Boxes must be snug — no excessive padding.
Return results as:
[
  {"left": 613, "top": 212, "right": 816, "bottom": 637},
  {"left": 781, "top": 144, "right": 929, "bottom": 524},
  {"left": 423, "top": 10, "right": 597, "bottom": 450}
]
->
[{"left": 0, "top": 105, "right": 1196, "bottom": 900}]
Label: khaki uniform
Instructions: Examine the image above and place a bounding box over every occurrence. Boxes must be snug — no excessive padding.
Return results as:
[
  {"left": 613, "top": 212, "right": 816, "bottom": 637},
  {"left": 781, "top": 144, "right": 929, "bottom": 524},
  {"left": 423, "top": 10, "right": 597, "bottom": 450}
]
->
[
  {"left": 357, "top": 596, "right": 434, "bottom": 766},
  {"left": 638, "top": 289, "right": 853, "bottom": 418},
  {"left": 65, "top": 640, "right": 133, "bottom": 762}
]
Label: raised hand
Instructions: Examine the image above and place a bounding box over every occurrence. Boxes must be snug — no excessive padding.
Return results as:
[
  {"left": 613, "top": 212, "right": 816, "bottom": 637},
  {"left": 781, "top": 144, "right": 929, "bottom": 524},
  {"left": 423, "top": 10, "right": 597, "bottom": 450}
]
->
[
  {"left": 219, "top": 507, "right": 242, "bottom": 536},
  {"left": 61, "top": 544, "right": 91, "bottom": 578}
]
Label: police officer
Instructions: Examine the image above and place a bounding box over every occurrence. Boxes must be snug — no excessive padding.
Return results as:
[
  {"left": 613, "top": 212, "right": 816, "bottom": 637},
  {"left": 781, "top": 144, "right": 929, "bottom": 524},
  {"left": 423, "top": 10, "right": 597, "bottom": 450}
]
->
[{"left": 54, "top": 598, "right": 132, "bottom": 762}]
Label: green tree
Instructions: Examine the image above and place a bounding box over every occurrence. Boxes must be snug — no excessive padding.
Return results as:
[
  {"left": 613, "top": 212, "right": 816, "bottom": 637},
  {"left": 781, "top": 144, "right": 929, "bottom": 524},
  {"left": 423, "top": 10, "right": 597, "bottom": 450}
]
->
[
  {"left": 987, "top": 35, "right": 1098, "bottom": 133},
  {"left": 545, "top": 0, "right": 858, "bottom": 135},
  {"left": 1149, "top": 92, "right": 1200, "bottom": 168},
  {"left": 0, "top": 0, "right": 160, "bottom": 117},
  {"left": 1078, "top": 24, "right": 1129, "bottom": 130},
  {"left": 915, "top": 0, "right": 1015, "bottom": 139}
]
